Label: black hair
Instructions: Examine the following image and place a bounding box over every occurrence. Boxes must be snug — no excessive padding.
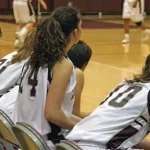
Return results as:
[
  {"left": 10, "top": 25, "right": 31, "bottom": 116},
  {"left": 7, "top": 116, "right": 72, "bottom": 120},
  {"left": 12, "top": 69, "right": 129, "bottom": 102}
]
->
[{"left": 67, "top": 40, "right": 92, "bottom": 69}]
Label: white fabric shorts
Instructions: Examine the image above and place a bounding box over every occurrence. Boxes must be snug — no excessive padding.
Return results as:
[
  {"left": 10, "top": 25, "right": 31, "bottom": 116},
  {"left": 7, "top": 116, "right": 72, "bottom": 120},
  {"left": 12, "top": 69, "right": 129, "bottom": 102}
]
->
[
  {"left": 79, "top": 145, "right": 106, "bottom": 150},
  {"left": 13, "top": 0, "right": 35, "bottom": 24},
  {"left": 122, "top": 0, "right": 144, "bottom": 22}
]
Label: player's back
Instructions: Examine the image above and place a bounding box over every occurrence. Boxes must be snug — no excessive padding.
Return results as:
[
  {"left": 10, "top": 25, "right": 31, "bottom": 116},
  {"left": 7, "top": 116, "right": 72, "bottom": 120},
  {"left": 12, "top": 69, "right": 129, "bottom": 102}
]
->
[
  {"left": 67, "top": 81, "right": 150, "bottom": 149},
  {"left": 0, "top": 51, "right": 27, "bottom": 96},
  {"left": 12, "top": 64, "right": 52, "bottom": 135}
]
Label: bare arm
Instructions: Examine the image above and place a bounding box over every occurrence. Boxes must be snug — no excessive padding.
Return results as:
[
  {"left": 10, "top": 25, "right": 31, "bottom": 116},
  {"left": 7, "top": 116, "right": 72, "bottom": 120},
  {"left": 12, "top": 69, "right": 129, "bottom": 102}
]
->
[
  {"left": 135, "top": 138, "right": 150, "bottom": 150},
  {"left": 39, "top": 0, "right": 47, "bottom": 10},
  {"left": 44, "top": 58, "right": 77, "bottom": 130},
  {"left": 73, "top": 68, "right": 91, "bottom": 118}
]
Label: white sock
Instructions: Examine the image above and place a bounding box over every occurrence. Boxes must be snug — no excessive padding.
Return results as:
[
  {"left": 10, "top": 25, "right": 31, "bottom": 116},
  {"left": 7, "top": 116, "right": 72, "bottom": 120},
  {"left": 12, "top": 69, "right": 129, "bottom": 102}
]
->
[
  {"left": 19, "top": 27, "right": 28, "bottom": 43},
  {"left": 19, "top": 27, "right": 28, "bottom": 36},
  {"left": 125, "top": 34, "right": 129, "bottom": 39},
  {"left": 15, "top": 32, "right": 20, "bottom": 38},
  {"left": 143, "top": 29, "right": 150, "bottom": 33}
]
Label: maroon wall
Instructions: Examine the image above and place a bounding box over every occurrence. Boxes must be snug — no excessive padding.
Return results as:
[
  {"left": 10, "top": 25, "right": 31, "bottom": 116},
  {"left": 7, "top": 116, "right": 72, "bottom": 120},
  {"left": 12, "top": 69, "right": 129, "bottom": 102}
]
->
[
  {"left": 0, "top": 0, "right": 150, "bottom": 15},
  {"left": 53, "top": 0, "right": 150, "bottom": 13}
]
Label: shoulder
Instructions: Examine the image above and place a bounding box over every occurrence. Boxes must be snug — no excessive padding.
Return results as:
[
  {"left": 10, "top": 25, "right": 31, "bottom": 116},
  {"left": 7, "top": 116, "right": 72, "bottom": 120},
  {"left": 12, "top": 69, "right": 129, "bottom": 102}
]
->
[
  {"left": 75, "top": 68, "right": 84, "bottom": 80},
  {"left": 74, "top": 68, "right": 84, "bottom": 85},
  {"left": 53, "top": 58, "right": 73, "bottom": 75}
]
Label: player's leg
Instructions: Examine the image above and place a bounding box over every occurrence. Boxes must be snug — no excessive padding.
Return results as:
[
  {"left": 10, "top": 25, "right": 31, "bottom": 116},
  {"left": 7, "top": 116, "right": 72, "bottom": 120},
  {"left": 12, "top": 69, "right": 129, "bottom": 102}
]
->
[
  {"left": 122, "top": 0, "right": 132, "bottom": 43},
  {"left": 134, "top": 0, "right": 150, "bottom": 42},
  {"left": 122, "top": 19, "right": 131, "bottom": 44},
  {"left": 0, "top": 28, "right": 2, "bottom": 37},
  {"left": 18, "top": 1, "right": 36, "bottom": 43},
  {"left": 13, "top": 0, "right": 23, "bottom": 48},
  {"left": 135, "top": 22, "right": 150, "bottom": 42},
  {"left": 14, "top": 23, "right": 25, "bottom": 48}
]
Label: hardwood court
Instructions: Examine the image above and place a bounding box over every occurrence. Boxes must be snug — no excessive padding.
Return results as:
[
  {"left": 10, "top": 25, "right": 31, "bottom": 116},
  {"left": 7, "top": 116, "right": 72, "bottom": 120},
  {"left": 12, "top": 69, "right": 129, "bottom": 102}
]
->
[{"left": 0, "top": 18, "right": 150, "bottom": 138}]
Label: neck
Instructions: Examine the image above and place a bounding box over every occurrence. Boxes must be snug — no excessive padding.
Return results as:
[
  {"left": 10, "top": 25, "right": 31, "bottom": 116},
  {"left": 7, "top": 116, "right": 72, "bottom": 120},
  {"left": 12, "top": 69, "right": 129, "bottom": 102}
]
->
[{"left": 65, "top": 42, "right": 73, "bottom": 54}]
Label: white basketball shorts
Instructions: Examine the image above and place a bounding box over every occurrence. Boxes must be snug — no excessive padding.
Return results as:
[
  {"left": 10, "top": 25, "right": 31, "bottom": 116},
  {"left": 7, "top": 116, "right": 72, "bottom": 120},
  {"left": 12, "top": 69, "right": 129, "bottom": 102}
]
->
[
  {"left": 13, "top": 0, "right": 35, "bottom": 24},
  {"left": 122, "top": 0, "right": 144, "bottom": 22}
]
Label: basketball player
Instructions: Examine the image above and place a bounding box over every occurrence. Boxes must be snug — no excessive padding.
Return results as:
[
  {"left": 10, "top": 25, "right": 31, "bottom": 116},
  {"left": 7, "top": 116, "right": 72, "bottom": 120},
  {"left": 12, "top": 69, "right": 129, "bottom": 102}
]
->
[
  {"left": 66, "top": 53, "right": 150, "bottom": 150},
  {"left": 0, "top": 29, "right": 35, "bottom": 97},
  {"left": 122, "top": 0, "right": 150, "bottom": 43},
  {"left": 13, "top": 0, "right": 47, "bottom": 48},
  {"left": 12, "top": 7, "right": 82, "bottom": 150},
  {"left": 67, "top": 40, "right": 92, "bottom": 118},
  {"left": 0, "top": 30, "right": 35, "bottom": 118}
]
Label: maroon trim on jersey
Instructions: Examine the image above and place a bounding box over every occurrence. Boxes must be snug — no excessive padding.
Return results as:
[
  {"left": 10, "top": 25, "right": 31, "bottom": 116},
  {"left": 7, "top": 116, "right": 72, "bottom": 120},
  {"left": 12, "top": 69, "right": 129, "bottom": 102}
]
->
[
  {"left": 0, "top": 66, "right": 7, "bottom": 74},
  {"left": 134, "top": 120, "right": 143, "bottom": 127},
  {"left": 106, "top": 125, "right": 138, "bottom": 149},
  {"left": 147, "top": 90, "right": 150, "bottom": 116},
  {"left": 139, "top": 0, "right": 142, "bottom": 14},
  {"left": 27, "top": 1, "right": 33, "bottom": 16}
]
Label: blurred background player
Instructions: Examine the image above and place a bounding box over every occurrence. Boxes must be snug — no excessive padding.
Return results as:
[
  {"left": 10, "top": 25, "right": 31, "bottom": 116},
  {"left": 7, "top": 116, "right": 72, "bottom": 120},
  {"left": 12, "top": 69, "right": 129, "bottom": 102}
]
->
[
  {"left": 122, "top": 0, "right": 150, "bottom": 43},
  {"left": 13, "top": 0, "right": 47, "bottom": 48}
]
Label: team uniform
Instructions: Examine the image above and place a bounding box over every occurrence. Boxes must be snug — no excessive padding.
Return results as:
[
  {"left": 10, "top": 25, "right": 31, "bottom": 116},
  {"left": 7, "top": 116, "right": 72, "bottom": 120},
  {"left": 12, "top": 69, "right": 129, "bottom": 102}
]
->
[
  {"left": 12, "top": 59, "right": 76, "bottom": 150},
  {"left": 0, "top": 52, "right": 27, "bottom": 117},
  {"left": 66, "top": 81, "right": 150, "bottom": 150},
  {"left": 123, "top": 0, "right": 145, "bottom": 22},
  {"left": 13, "top": 0, "right": 35, "bottom": 24}
]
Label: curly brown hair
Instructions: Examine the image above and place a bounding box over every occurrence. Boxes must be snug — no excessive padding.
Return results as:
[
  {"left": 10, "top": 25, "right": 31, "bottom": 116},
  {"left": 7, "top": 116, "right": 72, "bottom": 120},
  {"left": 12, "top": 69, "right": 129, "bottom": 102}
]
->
[{"left": 29, "top": 6, "right": 81, "bottom": 69}]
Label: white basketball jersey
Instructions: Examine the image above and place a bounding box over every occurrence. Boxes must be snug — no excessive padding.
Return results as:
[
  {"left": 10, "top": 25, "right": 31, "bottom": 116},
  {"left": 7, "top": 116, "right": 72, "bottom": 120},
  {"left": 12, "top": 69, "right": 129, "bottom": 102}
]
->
[
  {"left": 67, "top": 81, "right": 150, "bottom": 149},
  {"left": 0, "top": 52, "right": 26, "bottom": 96},
  {"left": 12, "top": 60, "right": 76, "bottom": 138}
]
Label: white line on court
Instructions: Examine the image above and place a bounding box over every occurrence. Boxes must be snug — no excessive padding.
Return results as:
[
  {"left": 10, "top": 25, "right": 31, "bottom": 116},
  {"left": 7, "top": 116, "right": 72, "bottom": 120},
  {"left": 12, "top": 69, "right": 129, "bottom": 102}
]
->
[
  {"left": 0, "top": 40, "right": 14, "bottom": 45},
  {"left": 0, "top": 39, "right": 140, "bottom": 74},
  {"left": 90, "top": 61, "right": 139, "bottom": 73}
]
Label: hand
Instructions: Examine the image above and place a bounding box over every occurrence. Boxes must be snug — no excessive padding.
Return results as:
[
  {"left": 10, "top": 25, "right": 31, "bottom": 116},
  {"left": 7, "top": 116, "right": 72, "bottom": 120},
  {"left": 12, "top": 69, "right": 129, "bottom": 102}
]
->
[
  {"left": 133, "top": 0, "right": 138, "bottom": 8},
  {"left": 40, "top": 1, "right": 47, "bottom": 10}
]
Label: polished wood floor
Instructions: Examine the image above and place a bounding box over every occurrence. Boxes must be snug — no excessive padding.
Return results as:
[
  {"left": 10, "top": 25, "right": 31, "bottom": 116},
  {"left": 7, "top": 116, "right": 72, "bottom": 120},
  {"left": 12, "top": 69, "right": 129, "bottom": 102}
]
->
[{"left": 0, "top": 18, "right": 150, "bottom": 139}]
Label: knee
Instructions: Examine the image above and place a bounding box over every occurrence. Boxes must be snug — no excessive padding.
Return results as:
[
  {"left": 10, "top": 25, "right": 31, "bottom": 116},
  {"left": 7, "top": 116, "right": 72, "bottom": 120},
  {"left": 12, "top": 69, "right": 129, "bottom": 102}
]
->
[{"left": 135, "top": 21, "right": 142, "bottom": 26}]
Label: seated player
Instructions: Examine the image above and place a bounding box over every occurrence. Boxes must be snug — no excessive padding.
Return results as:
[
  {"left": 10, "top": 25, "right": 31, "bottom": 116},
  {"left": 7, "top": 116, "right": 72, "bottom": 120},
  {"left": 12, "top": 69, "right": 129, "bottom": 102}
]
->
[
  {"left": 66, "top": 54, "right": 150, "bottom": 150},
  {"left": 12, "top": 7, "right": 82, "bottom": 150},
  {"left": 67, "top": 40, "right": 92, "bottom": 118},
  {"left": 122, "top": 0, "right": 150, "bottom": 43},
  {"left": 0, "top": 30, "right": 35, "bottom": 117}
]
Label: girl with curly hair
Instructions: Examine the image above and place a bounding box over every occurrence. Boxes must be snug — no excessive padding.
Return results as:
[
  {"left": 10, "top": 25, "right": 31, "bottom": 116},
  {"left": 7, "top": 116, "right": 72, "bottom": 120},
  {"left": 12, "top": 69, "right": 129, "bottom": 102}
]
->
[{"left": 12, "top": 6, "right": 82, "bottom": 150}]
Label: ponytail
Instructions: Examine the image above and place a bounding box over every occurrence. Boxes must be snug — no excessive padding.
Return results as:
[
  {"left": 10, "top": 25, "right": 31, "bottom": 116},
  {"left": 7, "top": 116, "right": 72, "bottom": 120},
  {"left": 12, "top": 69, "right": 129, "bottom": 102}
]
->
[{"left": 29, "top": 18, "right": 66, "bottom": 69}]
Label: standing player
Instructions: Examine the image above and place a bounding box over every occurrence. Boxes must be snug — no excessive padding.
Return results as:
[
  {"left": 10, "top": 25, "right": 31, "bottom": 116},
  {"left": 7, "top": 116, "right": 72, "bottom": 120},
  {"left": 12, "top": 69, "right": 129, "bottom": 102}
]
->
[
  {"left": 122, "top": 0, "right": 150, "bottom": 43},
  {"left": 66, "top": 53, "right": 150, "bottom": 150},
  {"left": 67, "top": 40, "right": 92, "bottom": 118},
  {"left": 13, "top": 0, "right": 47, "bottom": 48},
  {"left": 12, "top": 7, "right": 82, "bottom": 150}
]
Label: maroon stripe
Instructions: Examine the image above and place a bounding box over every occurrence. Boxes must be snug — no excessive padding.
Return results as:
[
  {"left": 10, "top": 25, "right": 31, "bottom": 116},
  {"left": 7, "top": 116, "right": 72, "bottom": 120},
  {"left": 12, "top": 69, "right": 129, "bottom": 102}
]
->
[
  {"left": 106, "top": 125, "right": 138, "bottom": 149},
  {"left": 139, "top": 0, "right": 142, "bottom": 14},
  {"left": 27, "top": 1, "right": 33, "bottom": 16},
  {"left": 140, "top": 116, "right": 147, "bottom": 123},
  {"left": 147, "top": 91, "right": 150, "bottom": 116}
]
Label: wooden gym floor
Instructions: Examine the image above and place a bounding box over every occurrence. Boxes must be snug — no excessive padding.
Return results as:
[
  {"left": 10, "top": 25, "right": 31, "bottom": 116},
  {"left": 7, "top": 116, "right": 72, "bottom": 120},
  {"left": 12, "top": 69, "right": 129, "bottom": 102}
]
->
[{"left": 0, "top": 18, "right": 150, "bottom": 139}]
